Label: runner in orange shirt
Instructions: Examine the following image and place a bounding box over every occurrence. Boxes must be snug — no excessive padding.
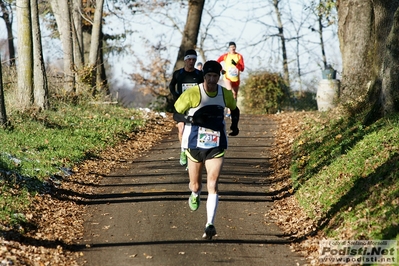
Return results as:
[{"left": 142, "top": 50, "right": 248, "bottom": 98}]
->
[{"left": 216, "top": 41, "right": 245, "bottom": 101}]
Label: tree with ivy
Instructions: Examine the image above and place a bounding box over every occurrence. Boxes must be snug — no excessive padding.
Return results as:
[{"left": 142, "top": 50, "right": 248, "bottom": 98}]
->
[{"left": 337, "top": 0, "right": 399, "bottom": 121}]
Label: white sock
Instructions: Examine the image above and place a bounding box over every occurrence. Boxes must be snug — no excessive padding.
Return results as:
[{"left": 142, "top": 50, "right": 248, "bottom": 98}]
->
[
  {"left": 189, "top": 184, "right": 201, "bottom": 196},
  {"left": 206, "top": 193, "right": 219, "bottom": 225}
]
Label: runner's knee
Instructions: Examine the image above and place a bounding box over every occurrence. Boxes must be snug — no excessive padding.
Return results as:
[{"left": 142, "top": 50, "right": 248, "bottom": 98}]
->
[{"left": 207, "top": 180, "right": 218, "bottom": 194}]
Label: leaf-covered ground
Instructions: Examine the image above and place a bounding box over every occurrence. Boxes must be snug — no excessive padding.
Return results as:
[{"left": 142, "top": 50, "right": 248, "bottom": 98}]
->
[
  {"left": 268, "top": 111, "right": 323, "bottom": 265},
  {"left": 1, "top": 112, "right": 320, "bottom": 265}
]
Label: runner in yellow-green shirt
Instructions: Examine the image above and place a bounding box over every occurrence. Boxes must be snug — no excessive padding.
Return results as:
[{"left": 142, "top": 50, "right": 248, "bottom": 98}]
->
[{"left": 173, "top": 60, "right": 240, "bottom": 240}]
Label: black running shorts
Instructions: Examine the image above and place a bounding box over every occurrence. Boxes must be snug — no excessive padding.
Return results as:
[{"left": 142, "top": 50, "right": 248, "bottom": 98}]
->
[{"left": 186, "top": 147, "right": 225, "bottom": 163}]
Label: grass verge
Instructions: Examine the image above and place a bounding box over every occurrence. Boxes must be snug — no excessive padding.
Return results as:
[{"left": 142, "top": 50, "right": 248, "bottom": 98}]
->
[
  {"left": 0, "top": 103, "right": 151, "bottom": 227},
  {"left": 291, "top": 110, "right": 399, "bottom": 242}
]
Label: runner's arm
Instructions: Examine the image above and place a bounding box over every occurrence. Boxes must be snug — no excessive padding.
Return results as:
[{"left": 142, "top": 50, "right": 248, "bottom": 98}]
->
[
  {"left": 229, "top": 107, "right": 240, "bottom": 136},
  {"left": 173, "top": 113, "right": 193, "bottom": 123},
  {"left": 223, "top": 87, "right": 240, "bottom": 136},
  {"left": 216, "top": 54, "right": 226, "bottom": 63},
  {"left": 173, "top": 95, "right": 195, "bottom": 123},
  {"left": 174, "top": 86, "right": 201, "bottom": 115},
  {"left": 169, "top": 71, "right": 179, "bottom": 99},
  {"left": 235, "top": 54, "right": 245, "bottom": 72}
]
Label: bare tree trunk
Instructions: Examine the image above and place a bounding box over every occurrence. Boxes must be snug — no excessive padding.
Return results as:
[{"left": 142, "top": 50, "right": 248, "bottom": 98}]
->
[
  {"left": 50, "top": 0, "right": 75, "bottom": 93},
  {"left": 0, "top": 0, "right": 16, "bottom": 66},
  {"left": 0, "top": 53, "right": 9, "bottom": 128},
  {"left": 88, "top": 0, "right": 103, "bottom": 67},
  {"left": 273, "top": 0, "right": 290, "bottom": 88},
  {"left": 338, "top": 0, "right": 374, "bottom": 103},
  {"left": 96, "top": 38, "right": 109, "bottom": 96},
  {"left": 378, "top": 4, "right": 399, "bottom": 114},
  {"left": 318, "top": 10, "right": 327, "bottom": 69},
  {"left": 173, "top": 0, "right": 205, "bottom": 70},
  {"left": 16, "top": 0, "right": 33, "bottom": 109},
  {"left": 294, "top": 35, "right": 303, "bottom": 91},
  {"left": 83, "top": 31, "right": 91, "bottom": 66},
  {"left": 72, "top": 0, "right": 84, "bottom": 69},
  {"left": 88, "top": 0, "right": 104, "bottom": 94},
  {"left": 71, "top": 0, "right": 85, "bottom": 94},
  {"left": 31, "top": 0, "right": 49, "bottom": 110},
  {"left": 338, "top": 0, "right": 399, "bottom": 119}
]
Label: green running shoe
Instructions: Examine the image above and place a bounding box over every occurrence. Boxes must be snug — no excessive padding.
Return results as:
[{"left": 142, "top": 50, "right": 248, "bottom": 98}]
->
[
  {"left": 202, "top": 224, "right": 217, "bottom": 240},
  {"left": 179, "top": 151, "right": 187, "bottom": 166},
  {"left": 188, "top": 193, "right": 200, "bottom": 211}
]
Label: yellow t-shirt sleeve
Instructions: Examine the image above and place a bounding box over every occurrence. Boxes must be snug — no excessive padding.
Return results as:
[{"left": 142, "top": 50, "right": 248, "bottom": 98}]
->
[
  {"left": 174, "top": 85, "right": 201, "bottom": 113},
  {"left": 223, "top": 87, "right": 237, "bottom": 110}
]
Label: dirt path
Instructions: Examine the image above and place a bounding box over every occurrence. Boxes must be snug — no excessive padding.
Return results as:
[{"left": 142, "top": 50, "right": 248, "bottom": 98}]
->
[{"left": 78, "top": 114, "right": 305, "bottom": 266}]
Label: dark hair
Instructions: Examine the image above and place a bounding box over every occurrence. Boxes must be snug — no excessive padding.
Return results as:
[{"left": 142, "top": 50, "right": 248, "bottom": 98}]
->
[
  {"left": 203, "top": 60, "right": 222, "bottom": 75},
  {"left": 228, "top": 42, "right": 236, "bottom": 47},
  {"left": 184, "top": 49, "right": 197, "bottom": 56}
]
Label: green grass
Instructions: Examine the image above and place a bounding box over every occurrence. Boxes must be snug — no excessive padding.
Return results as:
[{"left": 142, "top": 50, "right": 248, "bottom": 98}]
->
[
  {"left": 291, "top": 111, "right": 399, "bottom": 242},
  {"left": 0, "top": 103, "right": 148, "bottom": 226}
]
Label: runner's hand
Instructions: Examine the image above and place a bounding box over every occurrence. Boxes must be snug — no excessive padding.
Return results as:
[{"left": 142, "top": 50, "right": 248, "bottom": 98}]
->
[
  {"left": 231, "top": 59, "right": 237, "bottom": 66},
  {"left": 229, "top": 126, "right": 239, "bottom": 136}
]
